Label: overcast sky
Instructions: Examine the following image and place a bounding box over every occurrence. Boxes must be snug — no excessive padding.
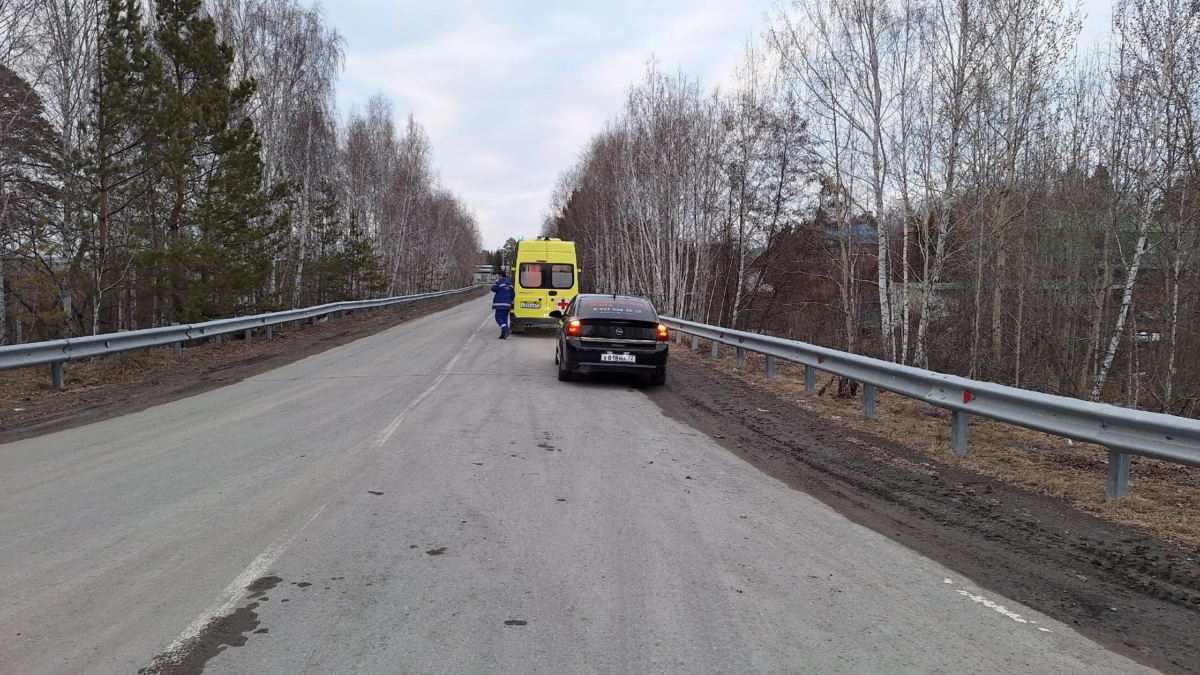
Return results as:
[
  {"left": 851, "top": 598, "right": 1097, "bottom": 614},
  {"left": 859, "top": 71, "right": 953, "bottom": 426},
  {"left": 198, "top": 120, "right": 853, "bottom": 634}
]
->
[{"left": 325, "top": 1, "right": 1115, "bottom": 250}]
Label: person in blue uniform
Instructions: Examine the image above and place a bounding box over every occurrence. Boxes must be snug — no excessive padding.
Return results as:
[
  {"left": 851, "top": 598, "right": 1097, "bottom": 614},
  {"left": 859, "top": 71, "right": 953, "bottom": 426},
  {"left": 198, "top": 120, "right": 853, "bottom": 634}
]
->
[{"left": 491, "top": 273, "right": 515, "bottom": 339}]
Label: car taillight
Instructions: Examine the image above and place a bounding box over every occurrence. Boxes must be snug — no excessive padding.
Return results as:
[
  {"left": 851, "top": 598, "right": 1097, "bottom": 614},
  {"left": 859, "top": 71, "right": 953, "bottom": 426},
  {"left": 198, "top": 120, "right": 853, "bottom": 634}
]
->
[
  {"left": 657, "top": 324, "right": 669, "bottom": 341},
  {"left": 567, "top": 320, "right": 581, "bottom": 337}
]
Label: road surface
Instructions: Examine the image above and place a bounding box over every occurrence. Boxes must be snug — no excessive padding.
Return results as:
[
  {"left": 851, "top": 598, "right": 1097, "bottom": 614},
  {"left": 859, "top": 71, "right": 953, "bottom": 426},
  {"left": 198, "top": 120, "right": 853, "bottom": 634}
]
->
[{"left": 0, "top": 295, "right": 1159, "bottom": 674}]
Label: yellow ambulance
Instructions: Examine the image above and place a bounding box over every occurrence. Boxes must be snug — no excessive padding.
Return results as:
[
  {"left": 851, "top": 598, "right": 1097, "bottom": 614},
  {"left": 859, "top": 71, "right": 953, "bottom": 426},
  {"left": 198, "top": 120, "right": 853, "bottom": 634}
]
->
[{"left": 509, "top": 237, "right": 579, "bottom": 333}]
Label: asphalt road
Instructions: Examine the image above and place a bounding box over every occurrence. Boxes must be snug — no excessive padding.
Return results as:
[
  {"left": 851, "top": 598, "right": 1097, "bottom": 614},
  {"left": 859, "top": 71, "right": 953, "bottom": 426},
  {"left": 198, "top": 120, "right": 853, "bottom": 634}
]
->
[{"left": 0, "top": 295, "right": 1161, "bottom": 674}]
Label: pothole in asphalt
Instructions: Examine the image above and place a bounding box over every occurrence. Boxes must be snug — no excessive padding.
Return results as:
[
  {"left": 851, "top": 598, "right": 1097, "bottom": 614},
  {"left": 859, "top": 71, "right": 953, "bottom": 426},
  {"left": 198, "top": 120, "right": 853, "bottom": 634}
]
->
[
  {"left": 504, "top": 620, "right": 528, "bottom": 626},
  {"left": 426, "top": 547, "right": 447, "bottom": 556}
]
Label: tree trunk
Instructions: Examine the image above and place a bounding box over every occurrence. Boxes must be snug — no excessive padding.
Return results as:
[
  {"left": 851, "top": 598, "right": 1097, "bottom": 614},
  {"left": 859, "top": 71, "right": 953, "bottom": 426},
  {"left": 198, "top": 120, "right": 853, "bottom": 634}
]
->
[
  {"left": 1092, "top": 225, "right": 1149, "bottom": 401},
  {"left": 0, "top": 252, "right": 7, "bottom": 345},
  {"left": 990, "top": 229, "right": 1006, "bottom": 367},
  {"left": 900, "top": 213, "right": 911, "bottom": 364},
  {"left": 1163, "top": 246, "right": 1181, "bottom": 411},
  {"left": 1081, "top": 225, "right": 1112, "bottom": 396},
  {"left": 1014, "top": 257, "right": 1025, "bottom": 388},
  {"left": 968, "top": 221, "right": 987, "bottom": 378}
]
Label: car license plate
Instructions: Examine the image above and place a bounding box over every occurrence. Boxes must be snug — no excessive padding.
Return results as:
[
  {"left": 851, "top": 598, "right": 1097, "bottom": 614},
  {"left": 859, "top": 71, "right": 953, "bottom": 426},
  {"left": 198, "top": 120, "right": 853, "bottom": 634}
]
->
[
  {"left": 601, "top": 353, "right": 636, "bottom": 363},
  {"left": 520, "top": 301, "right": 540, "bottom": 309}
]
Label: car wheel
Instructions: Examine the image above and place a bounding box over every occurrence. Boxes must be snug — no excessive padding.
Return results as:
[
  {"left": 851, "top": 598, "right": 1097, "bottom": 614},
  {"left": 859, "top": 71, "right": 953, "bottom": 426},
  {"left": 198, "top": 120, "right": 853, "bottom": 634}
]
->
[{"left": 646, "top": 370, "right": 666, "bottom": 386}]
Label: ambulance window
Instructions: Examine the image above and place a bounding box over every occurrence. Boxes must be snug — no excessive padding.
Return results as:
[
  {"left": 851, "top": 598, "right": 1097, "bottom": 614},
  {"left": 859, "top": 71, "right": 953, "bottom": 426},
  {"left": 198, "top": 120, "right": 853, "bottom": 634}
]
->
[
  {"left": 519, "top": 263, "right": 574, "bottom": 289},
  {"left": 519, "top": 264, "right": 543, "bottom": 288},
  {"left": 551, "top": 264, "right": 574, "bottom": 288}
]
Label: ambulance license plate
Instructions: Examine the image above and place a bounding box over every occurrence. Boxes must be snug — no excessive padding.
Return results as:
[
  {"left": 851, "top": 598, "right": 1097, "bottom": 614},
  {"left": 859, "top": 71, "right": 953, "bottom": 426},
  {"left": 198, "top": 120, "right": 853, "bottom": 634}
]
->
[
  {"left": 520, "top": 301, "right": 540, "bottom": 309},
  {"left": 601, "top": 353, "right": 636, "bottom": 363}
]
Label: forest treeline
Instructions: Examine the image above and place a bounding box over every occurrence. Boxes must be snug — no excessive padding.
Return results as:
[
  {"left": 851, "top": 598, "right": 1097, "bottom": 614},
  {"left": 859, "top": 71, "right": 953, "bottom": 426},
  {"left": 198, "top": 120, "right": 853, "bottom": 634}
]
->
[
  {"left": 0, "top": 0, "right": 481, "bottom": 344},
  {"left": 545, "top": 0, "right": 1200, "bottom": 416}
]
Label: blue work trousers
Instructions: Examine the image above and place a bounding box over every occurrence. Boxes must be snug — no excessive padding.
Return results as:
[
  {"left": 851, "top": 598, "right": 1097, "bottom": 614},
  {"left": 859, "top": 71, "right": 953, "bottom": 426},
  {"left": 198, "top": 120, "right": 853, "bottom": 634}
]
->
[{"left": 494, "top": 308, "right": 510, "bottom": 331}]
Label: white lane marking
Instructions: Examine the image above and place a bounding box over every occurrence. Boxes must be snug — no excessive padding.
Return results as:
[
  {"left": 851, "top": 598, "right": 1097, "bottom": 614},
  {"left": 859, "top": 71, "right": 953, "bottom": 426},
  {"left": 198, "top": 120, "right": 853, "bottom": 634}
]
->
[
  {"left": 146, "top": 505, "right": 326, "bottom": 671},
  {"left": 374, "top": 319, "right": 487, "bottom": 447},
  {"left": 956, "top": 589, "right": 1031, "bottom": 624},
  {"left": 943, "top": 578, "right": 954, "bottom": 584}
]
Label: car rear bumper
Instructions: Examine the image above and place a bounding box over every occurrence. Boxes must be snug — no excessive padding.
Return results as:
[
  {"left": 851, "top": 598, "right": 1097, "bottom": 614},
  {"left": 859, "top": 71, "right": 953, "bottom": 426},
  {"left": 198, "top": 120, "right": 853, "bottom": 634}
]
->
[
  {"left": 563, "top": 340, "right": 668, "bottom": 374},
  {"left": 575, "top": 362, "right": 662, "bottom": 375}
]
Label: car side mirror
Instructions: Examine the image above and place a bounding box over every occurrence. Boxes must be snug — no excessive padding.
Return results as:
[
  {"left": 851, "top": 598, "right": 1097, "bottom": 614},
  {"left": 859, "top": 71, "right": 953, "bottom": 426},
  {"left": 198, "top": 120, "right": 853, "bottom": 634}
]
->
[{"left": 549, "top": 310, "right": 562, "bottom": 319}]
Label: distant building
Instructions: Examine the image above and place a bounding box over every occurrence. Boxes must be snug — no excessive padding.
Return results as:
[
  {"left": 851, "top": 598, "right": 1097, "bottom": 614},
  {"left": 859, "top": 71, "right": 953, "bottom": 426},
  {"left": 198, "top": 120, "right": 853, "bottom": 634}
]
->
[{"left": 473, "top": 265, "right": 498, "bottom": 284}]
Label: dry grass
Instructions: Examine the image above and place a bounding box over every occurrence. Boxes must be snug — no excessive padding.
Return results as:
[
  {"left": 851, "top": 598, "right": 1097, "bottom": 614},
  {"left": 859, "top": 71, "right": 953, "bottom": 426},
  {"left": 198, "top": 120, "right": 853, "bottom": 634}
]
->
[{"left": 674, "top": 339, "right": 1200, "bottom": 549}]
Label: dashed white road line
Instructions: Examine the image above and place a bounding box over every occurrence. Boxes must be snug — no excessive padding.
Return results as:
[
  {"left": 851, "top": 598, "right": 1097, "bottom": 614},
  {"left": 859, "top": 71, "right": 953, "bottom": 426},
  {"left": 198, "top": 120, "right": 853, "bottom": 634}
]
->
[
  {"left": 146, "top": 315, "right": 489, "bottom": 671},
  {"left": 374, "top": 318, "right": 487, "bottom": 447},
  {"left": 944, "top": 578, "right": 1053, "bottom": 633},
  {"left": 957, "top": 588, "right": 1044, "bottom": 629}
]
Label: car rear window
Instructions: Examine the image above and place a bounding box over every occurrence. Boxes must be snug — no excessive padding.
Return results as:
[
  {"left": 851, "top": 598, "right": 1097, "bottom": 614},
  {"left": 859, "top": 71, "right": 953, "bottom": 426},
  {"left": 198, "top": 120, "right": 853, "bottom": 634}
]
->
[
  {"left": 576, "top": 297, "right": 657, "bottom": 320},
  {"left": 520, "top": 263, "right": 574, "bottom": 289}
]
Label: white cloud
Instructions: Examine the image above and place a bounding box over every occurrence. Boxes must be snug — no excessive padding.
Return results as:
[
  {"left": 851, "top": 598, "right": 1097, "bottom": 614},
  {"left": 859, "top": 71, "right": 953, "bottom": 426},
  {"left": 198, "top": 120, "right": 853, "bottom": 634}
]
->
[
  {"left": 326, "top": 0, "right": 776, "bottom": 248},
  {"left": 327, "top": 0, "right": 1113, "bottom": 248}
]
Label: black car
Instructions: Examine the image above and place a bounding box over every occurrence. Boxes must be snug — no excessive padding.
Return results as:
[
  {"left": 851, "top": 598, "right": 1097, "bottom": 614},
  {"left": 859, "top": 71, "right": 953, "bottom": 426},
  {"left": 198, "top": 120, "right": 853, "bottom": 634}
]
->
[{"left": 551, "top": 294, "right": 669, "bottom": 385}]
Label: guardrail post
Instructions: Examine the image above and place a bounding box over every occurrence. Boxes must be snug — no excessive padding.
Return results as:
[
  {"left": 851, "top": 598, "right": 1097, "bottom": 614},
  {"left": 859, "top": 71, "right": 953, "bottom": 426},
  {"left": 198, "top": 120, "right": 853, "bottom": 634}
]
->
[
  {"left": 1105, "top": 449, "right": 1130, "bottom": 500},
  {"left": 243, "top": 328, "right": 252, "bottom": 344},
  {"left": 690, "top": 335, "right": 698, "bottom": 351},
  {"left": 863, "top": 384, "right": 876, "bottom": 418},
  {"left": 675, "top": 330, "right": 682, "bottom": 345},
  {"left": 214, "top": 334, "right": 222, "bottom": 345},
  {"left": 805, "top": 365, "right": 815, "bottom": 393},
  {"left": 171, "top": 322, "right": 181, "bottom": 355},
  {"left": 951, "top": 411, "right": 968, "bottom": 452},
  {"left": 293, "top": 320, "right": 300, "bottom": 331},
  {"left": 266, "top": 325, "right": 273, "bottom": 340},
  {"left": 341, "top": 310, "right": 347, "bottom": 319},
  {"left": 765, "top": 355, "right": 775, "bottom": 379},
  {"left": 711, "top": 340, "right": 719, "bottom": 358},
  {"left": 736, "top": 347, "right": 745, "bottom": 368},
  {"left": 310, "top": 316, "right": 318, "bottom": 326},
  {"left": 50, "top": 362, "right": 64, "bottom": 389}
]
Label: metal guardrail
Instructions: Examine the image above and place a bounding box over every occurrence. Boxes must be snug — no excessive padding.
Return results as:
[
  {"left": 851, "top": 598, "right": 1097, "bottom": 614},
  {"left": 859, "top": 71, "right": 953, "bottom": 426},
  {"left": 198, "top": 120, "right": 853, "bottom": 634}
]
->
[
  {"left": 662, "top": 316, "right": 1200, "bottom": 500},
  {"left": 0, "top": 286, "right": 481, "bottom": 388}
]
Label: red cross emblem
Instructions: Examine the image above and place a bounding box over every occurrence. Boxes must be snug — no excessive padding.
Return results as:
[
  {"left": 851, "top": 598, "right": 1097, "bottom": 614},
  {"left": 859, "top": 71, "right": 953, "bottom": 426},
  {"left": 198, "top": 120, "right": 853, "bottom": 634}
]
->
[{"left": 556, "top": 298, "right": 570, "bottom": 311}]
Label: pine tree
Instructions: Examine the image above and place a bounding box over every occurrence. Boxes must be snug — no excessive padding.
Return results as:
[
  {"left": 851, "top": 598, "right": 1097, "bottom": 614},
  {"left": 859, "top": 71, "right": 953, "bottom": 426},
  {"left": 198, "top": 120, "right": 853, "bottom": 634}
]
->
[
  {"left": 340, "top": 214, "right": 388, "bottom": 300},
  {"left": 0, "top": 65, "right": 58, "bottom": 344},
  {"left": 85, "top": 0, "right": 162, "bottom": 334},
  {"left": 153, "top": 0, "right": 281, "bottom": 321}
]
